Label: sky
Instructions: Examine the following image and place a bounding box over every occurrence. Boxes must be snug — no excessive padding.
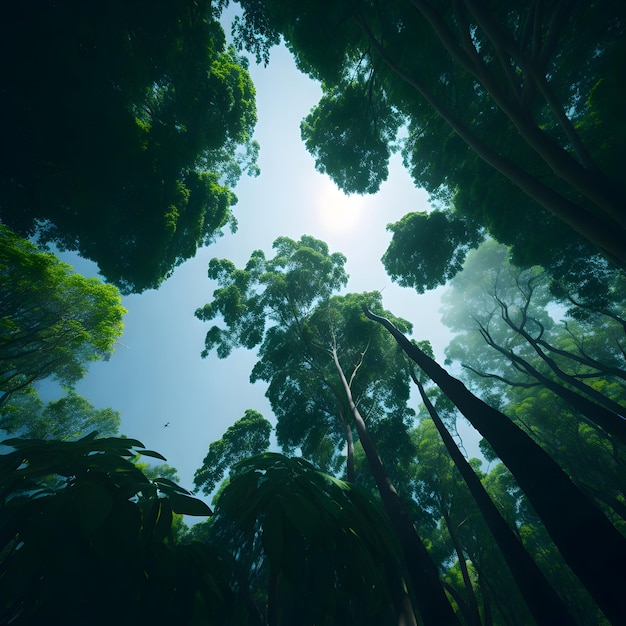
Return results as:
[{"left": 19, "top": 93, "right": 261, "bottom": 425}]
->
[{"left": 46, "top": 24, "right": 480, "bottom": 502}]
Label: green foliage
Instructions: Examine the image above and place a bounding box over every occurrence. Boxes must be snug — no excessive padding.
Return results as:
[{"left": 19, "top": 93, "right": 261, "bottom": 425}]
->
[
  {"left": 196, "top": 235, "right": 348, "bottom": 358},
  {"left": 0, "top": 387, "right": 121, "bottom": 440},
  {"left": 235, "top": 0, "right": 626, "bottom": 285},
  {"left": 382, "top": 211, "right": 484, "bottom": 293},
  {"left": 197, "top": 236, "right": 420, "bottom": 479},
  {"left": 194, "top": 409, "right": 272, "bottom": 496},
  {"left": 0, "top": 1, "right": 259, "bottom": 293},
  {"left": 209, "top": 452, "right": 408, "bottom": 625},
  {"left": 0, "top": 226, "right": 126, "bottom": 405},
  {"left": 441, "top": 239, "right": 626, "bottom": 453},
  {"left": 301, "top": 81, "right": 402, "bottom": 194},
  {"left": 0, "top": 435, "right": 229, "bottom": 625}
]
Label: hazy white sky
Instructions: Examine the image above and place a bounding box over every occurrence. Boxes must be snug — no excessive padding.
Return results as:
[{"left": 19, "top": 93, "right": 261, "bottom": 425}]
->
[{"left": 53, "top": 36, "right": 476, "bottom": 501}]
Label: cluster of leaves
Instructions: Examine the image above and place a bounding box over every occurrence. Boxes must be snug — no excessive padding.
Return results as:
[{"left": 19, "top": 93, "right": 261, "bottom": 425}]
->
[
  {"left": 195, "top": 452, "right": 409, "bottom": 625},
  {"left": 0, "top": 387, "right": 121, "bottom": 441},
  {"left": 0, "top": 1, "right": 259, "bottom": 292},
  {"left": 0, "top": 435, "right": 413, "bottom": 625},
  {"left": 0, "top": 434, "right": 222, "bottom": 625},
  {"left": 194, "top": 409, "right": 272, "bottom": 496}
]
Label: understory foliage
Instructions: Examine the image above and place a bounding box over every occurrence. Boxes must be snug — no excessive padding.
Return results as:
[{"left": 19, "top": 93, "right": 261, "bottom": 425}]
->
[
  {"left": 0, "top": 439, "right": 410, "bottom": 626},
  {"left": 0, "top": 435, "right": 219, "bottom": 626}
]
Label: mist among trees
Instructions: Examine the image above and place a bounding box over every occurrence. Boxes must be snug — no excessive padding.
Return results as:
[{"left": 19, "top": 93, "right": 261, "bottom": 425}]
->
[{"left": 1, "top": 2, "right": 625, "bottom": 624}]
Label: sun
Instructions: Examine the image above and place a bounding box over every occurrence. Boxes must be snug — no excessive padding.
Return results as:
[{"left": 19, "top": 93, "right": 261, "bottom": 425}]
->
[{"left": 315, "top": 179, "right": 364, "bottom": 234}]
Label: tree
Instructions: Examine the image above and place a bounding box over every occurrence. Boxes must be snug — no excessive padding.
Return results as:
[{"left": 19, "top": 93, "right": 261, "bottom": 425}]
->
[
  {"left": 197, "top": 236, "right": 460, "bottom": 624},
  {"left": 196, "top": 235, "right": 354, "bottom": 475},
  {"left": 0, "top": 387, "right": 120, "bottom": 440},
  {"left": 0, "top": 226, "right": 126, "bottom": 407},
  {"left": 233, "top": 0, "right": 626, "bottom": 282},
  {"left": 0, "top": 1, "right": 259, "bottom": 293},
  {"left": 440, "top": 240, "right": 626, "bottom": 525},
  {"left": 407, "top": 417, "right": 529, "bottom": 626},
  {"left": 194, "top": 409, "right": 272, "bottom": 496},
  {"left": 364, "top": 307, "right": 626, "bottom": 624}
]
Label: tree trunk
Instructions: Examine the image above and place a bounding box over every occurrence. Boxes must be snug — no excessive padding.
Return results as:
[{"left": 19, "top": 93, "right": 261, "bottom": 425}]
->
[
  {"left": 331, "top": 345, "right": 458, "bottom": 626},
  {"left": 341, "top": 411, "right": 356, "bottom": 483},
  {"left": 414, "top": 374, "right": 576, "bottom": 625},
  {"left": 441, "top": 507, "right": 483, "bottom": 626},
  {"left": 365, "top": 308, "right": 626, "bottom": 624}
]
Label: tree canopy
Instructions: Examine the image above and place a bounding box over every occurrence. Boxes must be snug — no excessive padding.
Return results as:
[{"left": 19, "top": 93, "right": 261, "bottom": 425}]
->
[
  {"left": 0, "top": 0, "right": 259, "bottom": 293},
  {"left": 232, "top": 0, "right": 626, "bottom": 287},
  {"left": 194, "top": 409, "right": 272, "bottom": 496},
  {"left": 0, "top": 388, "right": 121, "bottom": 441},
  {"left": 0, "top": 226, "right": 126, "bottom": 407}
]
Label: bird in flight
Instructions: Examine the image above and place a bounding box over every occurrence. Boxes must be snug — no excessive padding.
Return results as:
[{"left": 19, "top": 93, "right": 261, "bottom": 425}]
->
[{"left": 163, "top": 421, "right": 170, "bottom": 428}]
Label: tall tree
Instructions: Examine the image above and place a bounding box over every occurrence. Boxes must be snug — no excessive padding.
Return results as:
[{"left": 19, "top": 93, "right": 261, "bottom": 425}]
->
[
  {"left": 234, "top": 0, "right": 626, "bottom": 282},
  {"left": 441, "top": 240, "right": 626, "bottom": 523},
  {"left": 196, "top": 235, "right": 352, "bottom": 473},
  {"left": 0, "top": 1, "right": 259, "bottom": 292},
  {"left": 364, "top": 307, "right": 626, "bottom": 624},
  {"left": 0, "top": 226, "right": 126, "bottom": 407},
  {"left": 408, "top": 417, "right": 531, "bottom": 626},
  {"left": 197, "top": 236, "right": 460, "bottom": 624}
]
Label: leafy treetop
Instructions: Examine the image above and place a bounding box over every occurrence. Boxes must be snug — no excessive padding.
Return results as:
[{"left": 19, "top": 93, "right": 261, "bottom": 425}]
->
[
  {"left": 0, "top": 1, "right": 259, "bottom": 293},
  {"left": 0, "top": 226, "right": 126, "bottom": 407}
]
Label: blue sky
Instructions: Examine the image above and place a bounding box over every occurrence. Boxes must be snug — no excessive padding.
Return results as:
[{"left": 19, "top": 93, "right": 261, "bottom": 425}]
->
[{"left": 51, "top": 34, "right": 478, "bottom": 502}]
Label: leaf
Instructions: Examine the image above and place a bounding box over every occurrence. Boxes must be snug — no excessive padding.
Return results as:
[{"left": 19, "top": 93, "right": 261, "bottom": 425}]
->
[
  {"left": 153, "top": 499, "right": 174, "bottom": 542},
  {"left": 137, "top": 449, "right": 168, "bottom": 461},
  {"left": 167, "top": 492, "right": 213, "bottom": 516},
  {"left": 153, "top": 477, "right": 191, "bottom": 495}
]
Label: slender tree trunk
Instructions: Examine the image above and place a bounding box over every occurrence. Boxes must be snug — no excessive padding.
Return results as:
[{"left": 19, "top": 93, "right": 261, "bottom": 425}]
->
[
  {"left": 413, "top": 374, "right": 577, "bottom": 625},
  {"left": 441, "top": 508, "right": 483, "bottom": 626},
  {"left": 340, "top": 411, "right": 356, "bottom": 483},
  {"left": 331, "top": 345, "right": 458, "bottom": 626},
  {"left": 365, "top": 308, "right": 626, "bottom": 624}
]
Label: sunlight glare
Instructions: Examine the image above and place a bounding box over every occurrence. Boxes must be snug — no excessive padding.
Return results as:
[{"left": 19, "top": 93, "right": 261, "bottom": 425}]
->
[{"left": 315, "top": 179, "right": 364, "bottom": 234}]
